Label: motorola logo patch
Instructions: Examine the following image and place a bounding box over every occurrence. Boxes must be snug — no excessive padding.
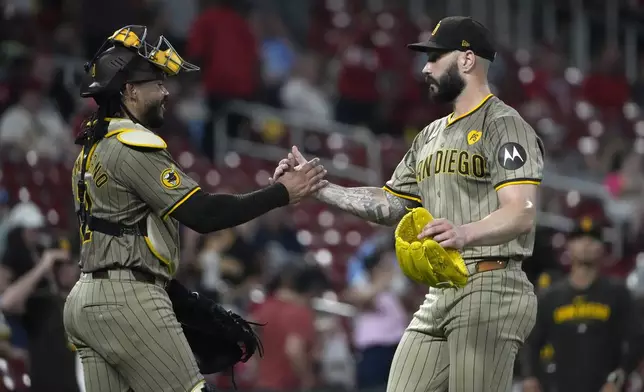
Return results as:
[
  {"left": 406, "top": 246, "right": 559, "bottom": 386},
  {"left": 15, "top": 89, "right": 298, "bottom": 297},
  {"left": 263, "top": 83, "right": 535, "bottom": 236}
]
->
[{"left": 497, "top": 142, "right": 527, "bottom": 170}]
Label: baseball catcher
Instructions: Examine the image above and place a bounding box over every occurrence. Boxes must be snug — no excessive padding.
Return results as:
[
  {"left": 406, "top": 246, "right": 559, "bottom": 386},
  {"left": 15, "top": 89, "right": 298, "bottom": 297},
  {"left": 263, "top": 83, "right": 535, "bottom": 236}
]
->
[{"left": 64, "top": 25, "right": 326, "bottom": 392}]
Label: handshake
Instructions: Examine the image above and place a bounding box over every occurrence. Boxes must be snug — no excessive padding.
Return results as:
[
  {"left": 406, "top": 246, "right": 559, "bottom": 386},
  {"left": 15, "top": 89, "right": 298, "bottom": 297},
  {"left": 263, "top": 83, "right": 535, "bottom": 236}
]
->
[{"left": 269, "top": 146, "right": 329, "bottom": 204}]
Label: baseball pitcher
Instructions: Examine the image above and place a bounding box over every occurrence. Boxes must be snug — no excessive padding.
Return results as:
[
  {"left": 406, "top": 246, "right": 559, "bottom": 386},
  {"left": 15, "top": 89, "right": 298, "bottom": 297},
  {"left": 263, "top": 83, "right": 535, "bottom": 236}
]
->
[
  {"left": 64, "top": 25, "right": 326, "bottom": 392},
  {"left": 273, "top": 16, "right": 544, "bottom": 392}
]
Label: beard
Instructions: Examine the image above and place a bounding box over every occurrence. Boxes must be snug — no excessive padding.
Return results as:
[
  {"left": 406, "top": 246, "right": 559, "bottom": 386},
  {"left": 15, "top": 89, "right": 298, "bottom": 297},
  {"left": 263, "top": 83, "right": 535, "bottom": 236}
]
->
[
  {"left": 140, "top": 99, "right": 166, "bottom": 129},
  {"left": 426, "top": 61, "right": 466, "bottom": 104}
]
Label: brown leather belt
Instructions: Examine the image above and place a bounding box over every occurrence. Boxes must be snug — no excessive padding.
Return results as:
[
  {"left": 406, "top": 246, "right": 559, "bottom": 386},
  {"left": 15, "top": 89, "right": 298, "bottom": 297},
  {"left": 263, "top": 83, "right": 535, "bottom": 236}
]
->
[
  {"left": 475, "top": 260, "right": 508, "bottom": 273},
  {"left": 91, "top": 269, "right": 158, "bottom": 285}
]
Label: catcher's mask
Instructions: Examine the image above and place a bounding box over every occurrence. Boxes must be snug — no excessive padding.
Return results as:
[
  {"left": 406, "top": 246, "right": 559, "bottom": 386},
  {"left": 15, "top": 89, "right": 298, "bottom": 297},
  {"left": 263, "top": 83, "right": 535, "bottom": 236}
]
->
[{"left": 80, "top": 25, "right": 199, "bottom": 100}]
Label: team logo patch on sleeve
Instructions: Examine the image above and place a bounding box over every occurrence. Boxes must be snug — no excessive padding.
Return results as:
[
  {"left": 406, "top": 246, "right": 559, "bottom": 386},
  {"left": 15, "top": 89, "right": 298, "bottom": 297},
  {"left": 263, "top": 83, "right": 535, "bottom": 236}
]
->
[
  {"left": 497, "top": 142, "right": 527, "bottom": 170},
  {"left": 161, "top": 167, "right": 181, "bottom": 189}
]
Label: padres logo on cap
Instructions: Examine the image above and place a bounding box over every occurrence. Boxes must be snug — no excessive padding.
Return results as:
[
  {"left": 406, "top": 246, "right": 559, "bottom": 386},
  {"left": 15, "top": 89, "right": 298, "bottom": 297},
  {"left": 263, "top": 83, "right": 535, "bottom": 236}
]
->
[
  {"left": 580, "top": 216, "right": 594, "bottom": 232},
  {"left": 161, "top": 166, "right": 181, "bottom": 189}
]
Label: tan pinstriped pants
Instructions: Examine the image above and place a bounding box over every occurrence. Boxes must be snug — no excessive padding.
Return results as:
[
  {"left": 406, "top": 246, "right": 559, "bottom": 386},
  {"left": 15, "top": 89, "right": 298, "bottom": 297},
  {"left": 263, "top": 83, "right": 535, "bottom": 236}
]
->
[
  {"left": 63, "top": 271, "right": 205, "bottom": 392},
  {"left": 387, "top": 262, "right": 537, "bottom": 392}
]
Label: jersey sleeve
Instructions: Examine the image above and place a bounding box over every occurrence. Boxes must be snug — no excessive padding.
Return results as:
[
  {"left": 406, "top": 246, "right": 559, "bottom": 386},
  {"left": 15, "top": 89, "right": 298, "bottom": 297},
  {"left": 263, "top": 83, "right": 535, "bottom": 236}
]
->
[
  {"left": 383, "top": 132, "right": 422, "bottom": 203},
  {"left": 483, "top": 116, "right": 545, "bottom": 191},
  {"left": 119, "top": 148, "right": 200, "bottom": 218}
]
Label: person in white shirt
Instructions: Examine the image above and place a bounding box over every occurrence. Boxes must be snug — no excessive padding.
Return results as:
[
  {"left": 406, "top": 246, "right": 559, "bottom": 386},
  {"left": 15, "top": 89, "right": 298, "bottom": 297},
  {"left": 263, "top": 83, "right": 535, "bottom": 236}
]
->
[
  {"left": 344, "top": 245, "right": 408, "bottom": 391},
  {"left": 0, "top": 80, "right": 71, "bottom": 161},
  {"left": 280, "top": 52, "right": 332, "bottom": 121}
]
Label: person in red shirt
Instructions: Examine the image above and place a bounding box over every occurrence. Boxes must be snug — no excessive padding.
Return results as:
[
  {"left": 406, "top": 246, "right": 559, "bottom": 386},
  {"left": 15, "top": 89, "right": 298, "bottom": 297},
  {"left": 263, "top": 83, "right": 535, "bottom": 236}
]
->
[
  {"left": 250, "top": 264, "right": 327, "bottom": 391},
  {"left": 581, "top": 46, "right": 630, "bottom": 115},
  {"left": 187, "top": 0, "right": 259, "bottom": 160}
]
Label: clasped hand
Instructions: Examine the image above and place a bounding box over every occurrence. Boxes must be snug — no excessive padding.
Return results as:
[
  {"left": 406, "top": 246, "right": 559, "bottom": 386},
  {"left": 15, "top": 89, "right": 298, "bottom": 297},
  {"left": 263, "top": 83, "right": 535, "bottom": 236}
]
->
[{"left": 270, "top": 146, "right": 328, "bottom": 204}]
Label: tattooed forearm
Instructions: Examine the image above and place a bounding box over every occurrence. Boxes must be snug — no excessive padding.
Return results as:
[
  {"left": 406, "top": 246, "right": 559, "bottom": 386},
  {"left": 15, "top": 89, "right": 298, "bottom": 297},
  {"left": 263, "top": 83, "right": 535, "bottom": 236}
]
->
[{"left": 314, "top": 184, "right": 415, "bottom": 226}]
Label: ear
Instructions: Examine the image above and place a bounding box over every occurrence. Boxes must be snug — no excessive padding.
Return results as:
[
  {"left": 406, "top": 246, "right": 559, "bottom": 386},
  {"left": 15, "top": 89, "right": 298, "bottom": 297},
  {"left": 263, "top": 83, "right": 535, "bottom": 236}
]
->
[
  {"left": 460, "top": 51, "right": 476, "bottom": 73},
  {"left": 122, "top": 83, "right": 137, "bottom": 101}
]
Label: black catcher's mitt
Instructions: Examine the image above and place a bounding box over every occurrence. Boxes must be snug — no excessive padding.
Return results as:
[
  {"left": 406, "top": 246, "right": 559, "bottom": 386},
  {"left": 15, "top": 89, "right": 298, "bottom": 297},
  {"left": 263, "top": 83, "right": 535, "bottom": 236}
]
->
[{"left": 166, "top": 279, "right": 264, "bottom": 375}]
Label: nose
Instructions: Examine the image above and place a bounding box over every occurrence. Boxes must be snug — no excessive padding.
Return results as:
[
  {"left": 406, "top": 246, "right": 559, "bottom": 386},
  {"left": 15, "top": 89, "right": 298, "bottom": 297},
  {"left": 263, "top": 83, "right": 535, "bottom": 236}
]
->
[{"left": 422, "top": 62, "right": 433, "bottom": 76}]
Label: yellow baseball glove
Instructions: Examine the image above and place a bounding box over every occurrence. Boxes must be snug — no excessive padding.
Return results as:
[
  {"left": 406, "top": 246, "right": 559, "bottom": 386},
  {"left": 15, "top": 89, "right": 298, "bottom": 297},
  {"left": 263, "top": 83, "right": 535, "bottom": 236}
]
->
[{"left": 394, "top": 208, "right": 469, "bottom": 288}]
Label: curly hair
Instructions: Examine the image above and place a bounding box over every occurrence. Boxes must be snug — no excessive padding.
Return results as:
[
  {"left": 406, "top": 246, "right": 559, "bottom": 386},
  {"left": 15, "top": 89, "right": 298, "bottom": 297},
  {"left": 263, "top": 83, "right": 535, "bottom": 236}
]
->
[{"left": 75, "top": 94, "right": 123, "bottom": 146}]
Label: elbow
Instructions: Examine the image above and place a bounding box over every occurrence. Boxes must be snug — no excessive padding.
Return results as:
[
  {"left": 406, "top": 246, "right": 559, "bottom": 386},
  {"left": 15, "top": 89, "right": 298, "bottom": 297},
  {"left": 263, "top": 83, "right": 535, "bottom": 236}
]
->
[{"left": 0, "top": 296, "right": 20, "bottom": 314}]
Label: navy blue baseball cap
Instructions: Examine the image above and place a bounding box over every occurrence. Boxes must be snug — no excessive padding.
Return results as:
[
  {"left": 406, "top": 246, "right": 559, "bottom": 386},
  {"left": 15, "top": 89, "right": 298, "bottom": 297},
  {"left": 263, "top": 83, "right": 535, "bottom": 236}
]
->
[{"left": 408, "top": 16, "right": 496, "bottom": 62}]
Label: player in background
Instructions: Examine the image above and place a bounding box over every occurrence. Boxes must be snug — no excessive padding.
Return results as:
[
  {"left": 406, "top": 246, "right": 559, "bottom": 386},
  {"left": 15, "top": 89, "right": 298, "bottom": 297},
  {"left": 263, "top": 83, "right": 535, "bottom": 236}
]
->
[
  {"left": 521, "top": 217, "right": 644, "bottom": 392},
  {"left": 273, "top": 16, "right": 544, "bottom": 392}
]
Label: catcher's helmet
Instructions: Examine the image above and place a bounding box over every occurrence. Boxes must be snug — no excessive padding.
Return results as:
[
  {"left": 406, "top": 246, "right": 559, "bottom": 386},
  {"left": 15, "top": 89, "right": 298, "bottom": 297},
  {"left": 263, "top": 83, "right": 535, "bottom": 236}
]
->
[{"left": 80, "top": 25, "right": 199, "bottom": 100}]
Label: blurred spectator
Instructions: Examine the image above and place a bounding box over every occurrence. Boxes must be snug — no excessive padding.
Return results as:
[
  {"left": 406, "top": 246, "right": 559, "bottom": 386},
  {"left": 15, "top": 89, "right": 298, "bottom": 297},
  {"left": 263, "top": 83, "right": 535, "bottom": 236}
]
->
[
  {"left": 346, "top": 229, "right": 395, "bottom": 288},
  {"left": 153, "top": 0, "right": 199, "bottom": 54},
  {"left": 317, "top": 315, "right": 355, "bottom": 391},
  {"left": 344, "top": 246, "right": 406, "bottom": 391},
  {"left": 280, "top": 51, "right": 332, "bottom": 120},
  {"left": 523, "top": 43, "right": 573, "bottom": 114},
  {"left": 0, "top": 202, "right": 78, "bottom": 392},
  {"left": 30, "top": 52, "right": 76, "bottom": 123},
  {"left": 196, "top": 227, "right": 260, "bottom": 304},
  {"left": 334, "top": 13, "right": 383, "bottom": 131},
  {"left": 604, "top": 151, "right": 644, "bottom": 239},
  {"left": 187, "top": 0, "right": 259, "bottom": 159},
  {"left": 252, "top": 209, "right": 304, "bottom": 275},
  {"left": 521, "top": 216, "right": 644, "bottom": 392},
  {"left": 250, "top": 263, "right": 326, "bottom": 391},
  {"left": 258, "top": 0, "right": 312, "bottom": 48},
  {"left": 582, "top": 46, "right": 630, "bottom": 115},
  {"left": 604, "top": 152, "right": 644, "bottom": 198},
  {"left": 259, "top": 12, "right": 296, "bottom": 107},
  {"left": 0, "top": 79, "right": 72, "bottom": 161}
]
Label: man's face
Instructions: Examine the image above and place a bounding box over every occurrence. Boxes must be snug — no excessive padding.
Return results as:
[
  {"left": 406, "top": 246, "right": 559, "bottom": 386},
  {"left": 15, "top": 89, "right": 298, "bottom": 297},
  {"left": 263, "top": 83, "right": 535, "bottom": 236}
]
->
[
  {"left": 130, "top": 80, "right": 169, "bottom": 128},
  {"left": 421, "top": 51, "right": 466, "bottom": 104},
  {"left": 568, "top": 236, "right": 605, "bottom": 267}
]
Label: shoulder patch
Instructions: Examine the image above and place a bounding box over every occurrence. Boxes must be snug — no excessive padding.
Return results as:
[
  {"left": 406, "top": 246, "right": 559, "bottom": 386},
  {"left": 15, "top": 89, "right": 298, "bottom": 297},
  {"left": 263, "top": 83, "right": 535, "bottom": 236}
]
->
[
  {"left": 497, "top": 142, "right": 527, "bottom": 170},
  {"left": 116, "top": 130, "right": 167, "bottom": 150},
  {"left": 160, "top": 166, "right": 181, "bottom": 189}
]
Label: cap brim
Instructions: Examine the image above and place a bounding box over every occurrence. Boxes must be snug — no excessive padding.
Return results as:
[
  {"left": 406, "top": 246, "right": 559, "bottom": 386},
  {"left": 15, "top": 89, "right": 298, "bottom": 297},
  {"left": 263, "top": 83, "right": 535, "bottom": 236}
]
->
[
  {"left": 569, "top": 229, "right": 603, "bottom": 242},
  {"left": 407, "top": 41, "right": 449, "bottom": 53}
]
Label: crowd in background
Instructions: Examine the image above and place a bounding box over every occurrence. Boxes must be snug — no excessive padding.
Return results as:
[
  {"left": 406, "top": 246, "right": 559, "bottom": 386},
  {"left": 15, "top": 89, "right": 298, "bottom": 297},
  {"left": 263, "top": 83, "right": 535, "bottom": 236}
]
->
[{"left": 0, "top": 0, "right": 644, "bottom": 391}]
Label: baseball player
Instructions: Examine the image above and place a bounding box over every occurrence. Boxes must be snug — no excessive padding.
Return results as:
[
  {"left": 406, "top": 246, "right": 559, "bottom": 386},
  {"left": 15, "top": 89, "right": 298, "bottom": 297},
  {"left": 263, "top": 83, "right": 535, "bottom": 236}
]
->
[
  {"left": 521, "top": 217, "right": 644, "bottom": 392},
  {"left": 63, "top": 25, "right": 326, "bottom": 392},
  {"left": 273, "top": 16, "right": 544, "bottom": 392}
]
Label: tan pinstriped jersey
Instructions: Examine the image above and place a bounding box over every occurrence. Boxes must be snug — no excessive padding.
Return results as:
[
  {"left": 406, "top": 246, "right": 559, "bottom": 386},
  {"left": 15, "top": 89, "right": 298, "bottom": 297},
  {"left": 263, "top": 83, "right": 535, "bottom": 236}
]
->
[
  {"left": 384, "top": 95, "right": 545, "bottom": 263},
  {"left": 71, "top": 118, "right": 200, "bottom": 279}
]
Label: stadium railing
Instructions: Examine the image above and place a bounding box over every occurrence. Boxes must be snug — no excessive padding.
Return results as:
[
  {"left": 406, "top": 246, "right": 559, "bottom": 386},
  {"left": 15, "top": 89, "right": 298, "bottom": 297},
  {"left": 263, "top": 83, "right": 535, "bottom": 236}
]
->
[{"left": 214, "top": 101, "right": 384, "bottom": 186}]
